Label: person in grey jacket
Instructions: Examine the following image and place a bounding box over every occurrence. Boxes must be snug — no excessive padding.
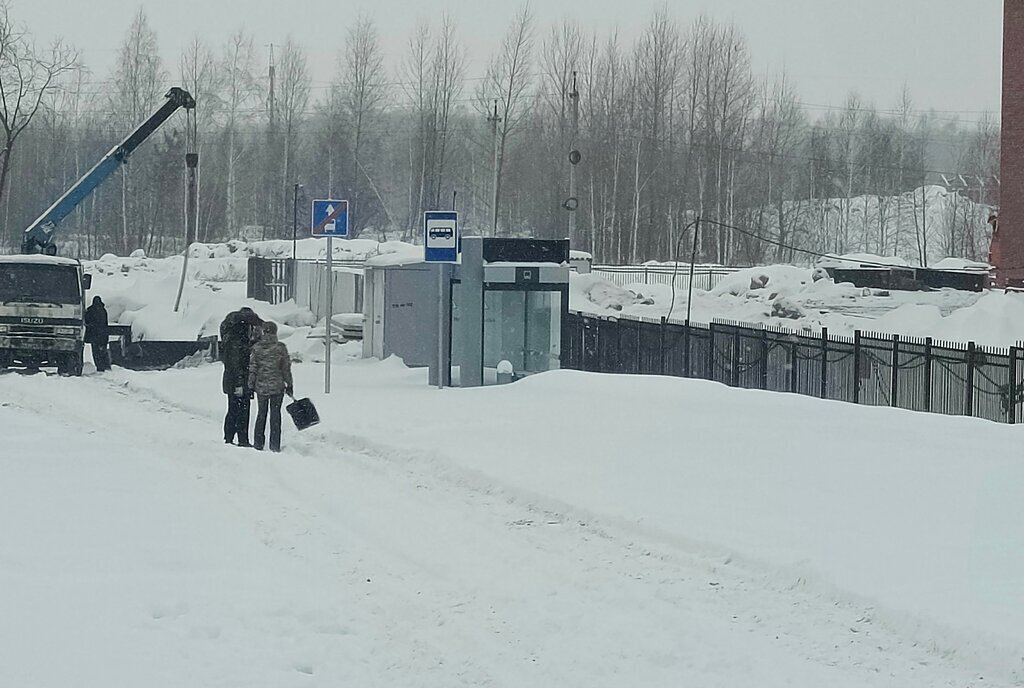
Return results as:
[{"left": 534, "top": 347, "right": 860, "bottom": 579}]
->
[{"left": 248, "top": 320, "right": 294, "bottom": 452}]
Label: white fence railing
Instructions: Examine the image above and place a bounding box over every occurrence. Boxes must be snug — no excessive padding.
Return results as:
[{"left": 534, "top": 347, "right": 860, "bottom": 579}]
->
[{"left": 591, "top": 265, "right": 742, "bottom": 291}]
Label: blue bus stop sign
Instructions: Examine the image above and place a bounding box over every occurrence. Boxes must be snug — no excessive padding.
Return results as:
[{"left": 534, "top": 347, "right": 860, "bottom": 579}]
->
[{"left": 424, "top": 211, "right": 458, "bottom": 263}]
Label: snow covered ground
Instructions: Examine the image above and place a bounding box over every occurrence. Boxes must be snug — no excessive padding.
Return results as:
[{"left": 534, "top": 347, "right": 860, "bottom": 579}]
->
[
  {"left": 3, "top": 350, "right": 1023, "bottom": 686},
  {"left": 4, "top": 240, "right": 1024, "bottom": 685}
]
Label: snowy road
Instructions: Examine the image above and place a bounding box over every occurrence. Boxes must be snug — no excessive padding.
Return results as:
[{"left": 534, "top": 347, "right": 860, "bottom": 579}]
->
[{"left": 2, "top": 364, "right": 1018, "bottom": 687}]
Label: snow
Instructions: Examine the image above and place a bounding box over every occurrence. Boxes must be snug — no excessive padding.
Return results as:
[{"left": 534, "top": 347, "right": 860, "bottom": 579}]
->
[
  {"left": 3, "top": 349, "right": 1024, "bottom": 686},
  {"left": 816, "top": 253, "right": 912, "bottom": 268},
  {"left": 931, "top": 257, "right": 992, "bottom": 272},
  {"left": 82, "top": 252, "right": 314, "bottom": 342},
  {"left": 0, "top": 254, "right": 80, "bottom": 266},
  {"left": 4, "top": 242, "right": 1024, "bottom": 685},
  {"left": 363, "top": 243, "right": 427, "bottom": 267},
  {"left": 577, "top": 265, "right": 1024, "bottom": 347},
  {"left": 192, "top": 237, "right": 420, "bottom": 262},
  {"left": 759, "top": 185, "right": 993, "bottom": 265},
  {"left": 64, "top": 241, "right": 1024, "bottom": 349}
]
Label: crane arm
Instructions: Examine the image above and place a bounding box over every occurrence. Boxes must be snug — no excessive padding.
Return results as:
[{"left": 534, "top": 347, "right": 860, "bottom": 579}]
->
[{"left": 22, "top": 87, "right": 196, "bottom": 254}]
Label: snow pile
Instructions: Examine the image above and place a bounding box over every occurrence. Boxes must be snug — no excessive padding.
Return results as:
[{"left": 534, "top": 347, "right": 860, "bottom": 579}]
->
[
  {"left": 931, "top": 257, "right": 991, "bottom": 272},
  {"left": 75, "top": 241, "right": 1019, "bottom": 349},
  {"left": 192, "top": 237, "right": 421, "bottom": 262},
  {"left": 571, "top": 274, "right": 656, "bottom": 311},
  {"left": 709, "top": 264, "right": 814, "bottom": 298},
  {"left": 574, "top": 265, "right": 1024, "bottom": 346},
  {"left": 84, "top": 252, "right": 315, "bottom": 342},
  {"left": 870, "top": 291, "right": 1024, "bottom": 345},
  {"left": 363, "top": 243, "right": 427, "bottom": 267},
  {"left": 816, "top": 253, "right": 912, "bottom": 269}
]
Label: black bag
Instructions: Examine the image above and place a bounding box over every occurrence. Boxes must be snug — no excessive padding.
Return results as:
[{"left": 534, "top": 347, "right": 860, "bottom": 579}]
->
[{"left": 286, "top": 396, "right": 320, "bottom": 431}]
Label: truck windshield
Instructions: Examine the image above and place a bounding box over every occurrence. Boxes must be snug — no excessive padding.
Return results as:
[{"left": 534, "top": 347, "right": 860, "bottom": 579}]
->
[{"left": 0, "top": 264, "right": 81, "bottom": 304}]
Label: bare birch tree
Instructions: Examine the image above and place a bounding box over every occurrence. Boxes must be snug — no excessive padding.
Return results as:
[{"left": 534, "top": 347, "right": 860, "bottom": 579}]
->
[
  {"left": 0, "top": 0, "right": 77, "bottom": 247},
  {"left": 276, "top": 38, "right": 310, "bottom": 237},
  {"left": 220, "top": 29, "right": 258, "bottom": 237},
  {"left": 479, "top": 3, "right": 534, "bottom": 236},
  {"left": 112, "top": 8, "right": 165, "bottom": 253},
  {"left": 341, "top": 16, "right": 387, "bottom": 235}
]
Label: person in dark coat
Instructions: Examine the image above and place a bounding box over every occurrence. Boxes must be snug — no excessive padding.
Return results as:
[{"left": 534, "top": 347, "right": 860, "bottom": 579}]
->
[
  {"left": 248, "top": 320, "right": 293, "bottom": 452},
  {"left": 219, "top": 306, "right": 263, "bottom": 446},
  {"left": 84, "top": 295, "right": 111, "bottom": 372}
]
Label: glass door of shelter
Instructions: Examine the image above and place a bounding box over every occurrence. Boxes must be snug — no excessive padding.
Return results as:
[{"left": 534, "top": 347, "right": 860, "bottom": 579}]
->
[{"left": 482, "top": 288, "right": 562, "bottom": 380}]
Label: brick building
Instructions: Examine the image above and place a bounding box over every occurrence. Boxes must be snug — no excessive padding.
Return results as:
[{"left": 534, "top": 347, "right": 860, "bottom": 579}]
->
[{"left": 995, "top": 0, "right": 1024, "bottom": 285}]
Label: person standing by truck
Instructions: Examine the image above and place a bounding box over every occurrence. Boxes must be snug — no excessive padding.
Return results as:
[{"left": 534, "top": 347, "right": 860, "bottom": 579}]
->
[
  {"left": 220, "top": 306, "right": 263, "bottom": 446},
  {"left": 248, "top": 320, "right": 294, "bottom": 453},
  {"left": 84, "top": 295, "right": 111, "bottom": 372}
]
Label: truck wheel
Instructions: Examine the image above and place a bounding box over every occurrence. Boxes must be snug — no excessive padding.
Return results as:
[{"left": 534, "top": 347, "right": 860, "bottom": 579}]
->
[{"left": 58, "top": 352, "right": 83, "bottom": 377}]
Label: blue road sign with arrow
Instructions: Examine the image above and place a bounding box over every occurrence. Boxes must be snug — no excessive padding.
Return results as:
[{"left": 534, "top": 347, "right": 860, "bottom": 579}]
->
[{"left": 311, "top": 199, "right": 349, "bottom": 237}]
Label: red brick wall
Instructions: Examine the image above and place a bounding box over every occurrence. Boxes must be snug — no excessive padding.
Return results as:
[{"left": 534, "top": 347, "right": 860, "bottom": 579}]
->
[{"left": 997, "top": 0, "right": 1024, "bottom": 285}]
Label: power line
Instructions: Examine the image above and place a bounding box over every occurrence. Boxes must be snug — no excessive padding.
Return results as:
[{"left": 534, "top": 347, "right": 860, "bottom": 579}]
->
[{"left": 699, "top": 217, "right": 936, "bottom": 269}]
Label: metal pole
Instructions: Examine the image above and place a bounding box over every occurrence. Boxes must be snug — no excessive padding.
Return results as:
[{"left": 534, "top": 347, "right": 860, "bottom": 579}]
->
[
  {"left": 437, "top": 265, "right": 445, "bottom": 390},
  {"left": 325, "top": 236, "right": 333, "bottom": 394},
  {"left": 488, "top": 100, "right": 502, "bottom": 237},
  {"left": 292, "top": 183, "right": 299, "bottom": 261},
  {"left": 685, "top": 216, "right": 701, "bottom": 323},
  {"left": 568, "top": 71, "right": 579, "bottom": 246}
]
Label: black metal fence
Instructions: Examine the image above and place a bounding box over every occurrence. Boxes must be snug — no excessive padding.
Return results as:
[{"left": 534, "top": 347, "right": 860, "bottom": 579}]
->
[
  {"left": 247, "top": 257, "right": 294, "bottom": 304},
  {"left": 563, "top": 312, "right": 1024, "bottom": 424}
]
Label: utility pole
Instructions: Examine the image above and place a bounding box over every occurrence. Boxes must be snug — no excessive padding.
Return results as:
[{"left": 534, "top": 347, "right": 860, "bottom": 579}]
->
[
  {"left": 266, "top": 44, "right": 277, "bottom": 240},
  {"left": 488, "top": 99, "right": 502, "bottom": 237},
  {"left": 568, "top": 71, "right": 580, "bottom": 247}
]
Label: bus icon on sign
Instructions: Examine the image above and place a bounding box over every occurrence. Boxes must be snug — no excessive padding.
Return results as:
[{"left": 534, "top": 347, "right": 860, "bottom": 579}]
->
[{"left": 428, "top": 226, "right": 454, "bottom": 240}]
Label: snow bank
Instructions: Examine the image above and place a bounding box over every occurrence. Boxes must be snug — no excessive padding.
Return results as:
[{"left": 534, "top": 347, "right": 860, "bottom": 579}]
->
[
  {"left": 185, "top": 237, "right": 419, "bottom": 262},
  {"left": 931, "top": 257, "right": 991, "bottom": 272},
  {"left": 85, "top": 252, "right": 314, "bottom": 342},
  {"left": 816, "top": 253, "right": 912, "bottom": 268},
  {"left": 575, "top": 266, "right": 1024, "bottom": 346},
  {"left": 75, "top": 240, "right": 1021, "bottom": 349},
  {"left": 570, "top": 274, "right": 656, "bottom": 311}
]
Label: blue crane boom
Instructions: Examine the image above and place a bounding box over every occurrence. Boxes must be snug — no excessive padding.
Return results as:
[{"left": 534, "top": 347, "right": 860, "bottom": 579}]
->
[{"left": 22, "top": 87, "right": 196, "bottom": 255}]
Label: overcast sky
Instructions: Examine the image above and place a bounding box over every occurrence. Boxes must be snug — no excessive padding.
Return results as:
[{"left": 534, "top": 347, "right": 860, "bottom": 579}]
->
[{"left": 16, "top": 0, "right": 1002, "bottom": 122}]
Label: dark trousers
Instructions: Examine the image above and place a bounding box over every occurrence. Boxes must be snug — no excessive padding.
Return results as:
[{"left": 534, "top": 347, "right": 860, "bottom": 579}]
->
[
  {"left": 254, "top": 393, "right": 284, "bottom": 452},
  {"left": 91, "top": 342, "right": 110, "bottom": 371},
  {"left": 224, "top": 394, "right": 252, "bottom": 445}
]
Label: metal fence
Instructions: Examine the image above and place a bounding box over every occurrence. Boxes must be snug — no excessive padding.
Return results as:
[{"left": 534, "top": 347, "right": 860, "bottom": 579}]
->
[
  {"left": 591, "top": 265, "right": 740, "bottom": 291},
  {"left": 563, "top": 312, "right": 1024, "bottom": 424},
  {"left": 247, "top": 257, "right": 294, "bottom": 304},
  {"left": 247, "top": 257, "right": 364, "bottom": 313}
]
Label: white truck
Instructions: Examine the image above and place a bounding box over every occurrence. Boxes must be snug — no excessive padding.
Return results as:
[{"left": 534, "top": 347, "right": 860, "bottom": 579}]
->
[{"left": 0, "top": 255, "right": 92, "bottom": 375}]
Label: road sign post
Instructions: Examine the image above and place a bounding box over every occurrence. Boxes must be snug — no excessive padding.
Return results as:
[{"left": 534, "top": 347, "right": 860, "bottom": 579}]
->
[
  {"left": 424, "top": 211, "right": 459, "bottom": 390},
  {"left": 312, "top": 199, "right": 348, "bottom": 394}
]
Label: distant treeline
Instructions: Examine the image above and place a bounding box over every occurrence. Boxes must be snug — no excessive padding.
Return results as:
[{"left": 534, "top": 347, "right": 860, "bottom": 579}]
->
[{"left": 0, "top": 5, "right": 999, "bottom": 264}]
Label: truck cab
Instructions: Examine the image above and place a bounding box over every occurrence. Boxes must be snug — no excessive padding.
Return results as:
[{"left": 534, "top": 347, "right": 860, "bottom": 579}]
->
[{"left": 0, "top": 255, "right": 91, "bottom": 375}]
